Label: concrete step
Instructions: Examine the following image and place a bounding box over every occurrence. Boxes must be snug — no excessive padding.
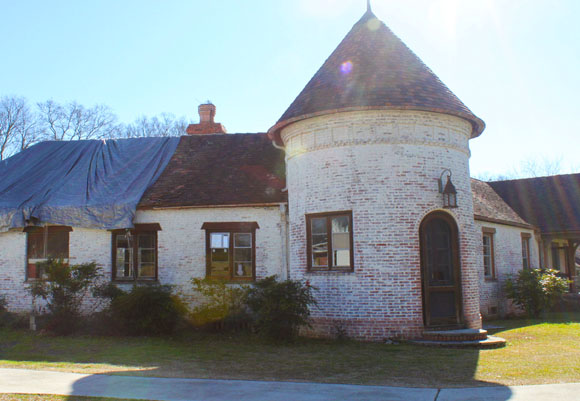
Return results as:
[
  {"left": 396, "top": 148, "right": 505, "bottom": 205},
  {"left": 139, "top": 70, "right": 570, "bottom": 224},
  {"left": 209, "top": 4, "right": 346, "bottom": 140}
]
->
[
  {"left": 410, "top": 335, "right": 507, "bottom": 349},
  {"left": 422, "top": 328, "right": 488, "bottom": 342}
]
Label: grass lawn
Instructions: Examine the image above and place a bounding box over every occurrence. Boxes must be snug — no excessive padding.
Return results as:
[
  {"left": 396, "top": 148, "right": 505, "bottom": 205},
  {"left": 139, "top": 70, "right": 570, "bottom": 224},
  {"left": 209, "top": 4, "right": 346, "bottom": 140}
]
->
[
  {"left": 0, "top": 396, "right": 142, "bottom": 401},
  {"left": 0, "top": 312, "right": 579, "bottom": 388}
]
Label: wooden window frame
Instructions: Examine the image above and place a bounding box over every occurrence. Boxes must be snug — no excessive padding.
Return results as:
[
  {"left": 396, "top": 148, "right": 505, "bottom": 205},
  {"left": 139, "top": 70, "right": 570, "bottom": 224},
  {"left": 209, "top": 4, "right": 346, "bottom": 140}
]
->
[
  {"left": 521, "top": 233, "right": 531, "bottom": 270},
  {"left": 482, "top": 227, "right": 496, "bottom": 280},
  {"left": 24, "top": 225, "right": 73, "bottom": 281},
  {"left": 202, "top": 222, "right": 259, "bottom": 282},
  {"left": 306, "top": 211, "right": 354, "bottom": 272},
  {"left": 111, "top": 223, "right": 161, "bottom": 282}
]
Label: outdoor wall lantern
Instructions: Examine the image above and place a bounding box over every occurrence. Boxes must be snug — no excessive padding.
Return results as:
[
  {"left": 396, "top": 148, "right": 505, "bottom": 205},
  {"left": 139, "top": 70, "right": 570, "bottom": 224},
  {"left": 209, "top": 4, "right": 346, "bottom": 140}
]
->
[{"left": 438, "top": 169, "right": 458, "bottom": 208}]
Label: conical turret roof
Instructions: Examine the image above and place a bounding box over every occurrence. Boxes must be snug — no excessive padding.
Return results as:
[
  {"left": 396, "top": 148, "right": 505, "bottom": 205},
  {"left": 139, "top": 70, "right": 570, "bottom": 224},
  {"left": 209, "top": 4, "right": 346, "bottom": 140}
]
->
[{"left": 268, "top": 10, "right": 485, "bottom": 144}]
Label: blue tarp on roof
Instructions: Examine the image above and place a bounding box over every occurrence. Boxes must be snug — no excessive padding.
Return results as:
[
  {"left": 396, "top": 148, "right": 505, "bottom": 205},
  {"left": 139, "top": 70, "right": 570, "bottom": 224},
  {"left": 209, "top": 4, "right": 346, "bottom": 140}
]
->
[{"left": 0, "top": 137, "right": 180, "bottom": 231}]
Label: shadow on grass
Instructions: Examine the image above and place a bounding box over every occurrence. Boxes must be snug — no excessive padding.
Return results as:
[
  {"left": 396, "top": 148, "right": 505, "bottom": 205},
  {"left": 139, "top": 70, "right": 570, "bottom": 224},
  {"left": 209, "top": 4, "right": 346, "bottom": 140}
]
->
[{"left": 0, "top": 329, "right": 516, "bottom": 400}]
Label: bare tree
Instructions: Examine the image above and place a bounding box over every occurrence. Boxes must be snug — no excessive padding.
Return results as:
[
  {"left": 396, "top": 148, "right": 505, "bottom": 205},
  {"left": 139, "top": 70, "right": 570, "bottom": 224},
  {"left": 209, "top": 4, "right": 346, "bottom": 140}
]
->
[
  {"left": 37, "top": 100, "right": 118, "bottom": 141},
  {"left": 0, "top": 96, "right": 37, "bottom": 160},
  {"left": 475, "top": 156, "right": 577, "bottom": 181},
  {"left": 2, "top": 96, "right": 186, "bottom": 160},
  {"left": 518, "top": 157, "right": 564, "bottom": 178},
  {"left": 120, "top": 113, "right": 186, "bottom": 138}
]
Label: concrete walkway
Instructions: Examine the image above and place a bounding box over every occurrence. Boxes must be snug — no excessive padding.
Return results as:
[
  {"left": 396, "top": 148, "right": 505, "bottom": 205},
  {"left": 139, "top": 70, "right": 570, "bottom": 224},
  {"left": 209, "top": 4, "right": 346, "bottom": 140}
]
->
[{"left": 1, "top": 368, "right": 579, "bottom": 401}]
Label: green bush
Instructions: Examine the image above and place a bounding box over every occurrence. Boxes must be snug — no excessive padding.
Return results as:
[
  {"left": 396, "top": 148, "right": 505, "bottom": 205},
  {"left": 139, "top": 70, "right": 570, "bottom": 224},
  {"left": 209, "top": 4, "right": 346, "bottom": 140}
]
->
[
  {"left": 246, "top": 276, "right": 317, "bottom": 341},
  {"left": 0, "top": 295, "right": 9, "bottom": 327},
  {"left": 27, "top": 260, "right": 104, "bottom": 335},
  {"left": 190, "top": 278, "right": 249, "bottom": 330},
  {"left": 504, "top": 268, "right": 570, "bottom": 317},
  {"left": 106, "top": 284, "right": 188, "bottom": 336}
]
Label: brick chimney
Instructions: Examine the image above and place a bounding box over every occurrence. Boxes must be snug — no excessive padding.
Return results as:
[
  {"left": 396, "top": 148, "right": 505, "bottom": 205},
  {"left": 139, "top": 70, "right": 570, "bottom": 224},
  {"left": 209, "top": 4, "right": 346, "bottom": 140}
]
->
[{"left": 186, "top": 102, "right": 227, "bottom": 135}]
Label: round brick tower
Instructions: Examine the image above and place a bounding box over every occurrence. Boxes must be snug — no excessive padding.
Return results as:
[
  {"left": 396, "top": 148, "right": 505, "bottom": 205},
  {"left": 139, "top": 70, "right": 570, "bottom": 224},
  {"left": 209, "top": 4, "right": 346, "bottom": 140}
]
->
[{"left": 268, "top": 8, "right": 485, "bottom": 340}]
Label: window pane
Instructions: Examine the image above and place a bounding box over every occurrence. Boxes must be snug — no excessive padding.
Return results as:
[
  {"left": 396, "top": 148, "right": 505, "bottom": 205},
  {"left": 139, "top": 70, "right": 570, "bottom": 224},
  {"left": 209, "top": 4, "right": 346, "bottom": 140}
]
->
[
  {"left": 210, "top": 247, "right": 230, "bottom": 278},
  {"left": 140, "top": 249, "right": 155, "bottom": 264},
  {"left": 483, "top": 234, "right": 491, "bottom": 277},
  {"left": 312, "top": 230, "right": 328, "bottom": 267},
  {"left": 233, "top": 262, "right": 252, "bottom": 277},
  {"left": 426, "top": 219, "right": 453, "bottom": 285},
  {"left": 234, "top": 233, "right": 251, "bottom": 248},
  {"left": 332, "top": 215, "right": 351, "bottom": 267},
  {"left": 311, "top": 218, "right": 327, "bottom": 235},
  {"left": 211, "top": 248, "right": 229, "bottom": 262},
  {"left": 332, "top": 232, "right": 350, "bottom": 250},
  {"left": 211, "top": 233, "right": 229, "bottom": 249},
  {"left": 116, "top": 235, "right": 130, "bottom": 249},
  {"left": 116, "top": 235, "right": 133, "bottom": 279},
  {"left": 116, "top": 248, "right": 133, "bottom": 279},
  {"left": 333, "top": 249, "right": 351, "bottom": 267},
  {"left": 46, "top": 229, "right": 69, "bottom": 259},
  {"left": 138, "top": 263, "right": 155, "bottom": 278},
  {"left": 137, "top": 233, "right": 156, "bottom": 279},
  {"left": 234, "top": 248, "right": 252, "bottom": 263},
  {"left": 331, "top": 216, "right": 349, "bottom": 233},
  {"left": 522, "top": 238, "right": 530, "bottom": 269},
  {"left": 138, "top": 234, "right": 155, "bottom": 249},
  {"left": 27, "top": 231, "right": 45, "bottom": 259}
]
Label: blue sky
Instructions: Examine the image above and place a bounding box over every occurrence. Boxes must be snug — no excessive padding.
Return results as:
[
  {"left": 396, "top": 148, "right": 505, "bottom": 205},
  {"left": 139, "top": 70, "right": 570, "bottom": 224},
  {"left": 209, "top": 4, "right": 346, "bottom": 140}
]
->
[{"left": 1, "top": 0, "right": 578, "bottom": 177}]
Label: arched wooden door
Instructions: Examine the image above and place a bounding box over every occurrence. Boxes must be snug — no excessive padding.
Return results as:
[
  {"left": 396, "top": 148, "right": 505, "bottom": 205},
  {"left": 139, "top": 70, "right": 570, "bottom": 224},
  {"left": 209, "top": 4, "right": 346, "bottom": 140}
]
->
[{"left": 420, "top": 212, "right": 463, "bottom": 327}]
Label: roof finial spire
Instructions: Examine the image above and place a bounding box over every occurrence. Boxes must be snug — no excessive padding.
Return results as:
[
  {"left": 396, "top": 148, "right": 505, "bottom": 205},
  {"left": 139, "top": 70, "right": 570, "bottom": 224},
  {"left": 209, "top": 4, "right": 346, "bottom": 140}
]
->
[{"left": 367, "top": 0, "right": 372, "bottom": 13}]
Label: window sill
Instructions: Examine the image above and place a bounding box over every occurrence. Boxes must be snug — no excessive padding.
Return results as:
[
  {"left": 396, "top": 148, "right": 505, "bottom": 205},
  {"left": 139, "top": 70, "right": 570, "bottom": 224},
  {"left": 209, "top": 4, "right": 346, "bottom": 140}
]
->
[
  {"left": 112, "top": 278, "right": 158, "bottom": 283},
  {"left": 484, "top": 277, "right": 498, "bottom": 282},
  {"left": 24, "top": 278, "right": 45, "bottom": 283},
  {"left": 307, "top": 269, "right": 354, "bottom": 275},
  {"left": 205, "top": 277, "right": 256, "bottom": 283}
]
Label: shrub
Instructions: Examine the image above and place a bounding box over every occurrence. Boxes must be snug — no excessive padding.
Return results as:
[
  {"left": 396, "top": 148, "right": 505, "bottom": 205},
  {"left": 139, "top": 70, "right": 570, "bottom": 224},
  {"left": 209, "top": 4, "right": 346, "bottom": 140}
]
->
[
  {"left": 0, "top": 295, "right": 9, "bottom": 327},
  {"left": 27, "top": 259, "right": 104, "bottom": 335},
  {"left": 504, "top": 268, "right": 570, "bottom": 317},
  {"left": 106, "top": 284, "right": 187, "bottom": 336},
  {"left": 190, "top": 278, "right": 249, "bottom": 330},
  {"left": 246, "top": 276, "right": 317, "bottom": 341}
]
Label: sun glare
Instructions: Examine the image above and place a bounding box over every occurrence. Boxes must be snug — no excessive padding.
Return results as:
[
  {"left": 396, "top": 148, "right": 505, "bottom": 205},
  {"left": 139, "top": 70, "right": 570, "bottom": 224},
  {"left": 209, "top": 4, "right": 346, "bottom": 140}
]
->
[
  {"left": 426, "top": 0, "right": 500, "bottom": 40},
  {"left": 340, "top": 60, "right": 353, "bottom": 75}
]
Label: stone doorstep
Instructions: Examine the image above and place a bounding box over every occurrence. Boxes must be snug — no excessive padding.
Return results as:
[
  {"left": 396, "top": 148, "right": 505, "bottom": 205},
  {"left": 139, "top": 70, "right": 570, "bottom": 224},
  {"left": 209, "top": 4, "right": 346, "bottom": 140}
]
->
[
  {"left": 409, "top": 335, "right": 507, "bottom": 349},
  {"left": 422, "top": 328, "right": 488, "bottom": 342}
]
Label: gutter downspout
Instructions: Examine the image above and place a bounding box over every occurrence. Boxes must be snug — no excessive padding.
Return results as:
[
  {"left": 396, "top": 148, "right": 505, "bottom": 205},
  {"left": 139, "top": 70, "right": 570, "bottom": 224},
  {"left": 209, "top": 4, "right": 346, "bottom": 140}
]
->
[{"left": 272, "top": 140, "right": 290, "bottom": 279}]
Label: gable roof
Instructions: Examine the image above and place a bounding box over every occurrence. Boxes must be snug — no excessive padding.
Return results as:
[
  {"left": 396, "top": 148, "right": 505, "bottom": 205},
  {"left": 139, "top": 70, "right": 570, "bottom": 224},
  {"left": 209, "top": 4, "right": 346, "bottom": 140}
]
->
[
  {"left": 471, "top": 179, "right": 533, "bottom": 229},
  {"left": 268, "top": 10, "right": 484, "bottom": 144},
  {"left": 488, "top": 174, "right": 580, "bottom": 235},
  {"left": 138, "top": 133, "right": 287, "bottom": 209}
]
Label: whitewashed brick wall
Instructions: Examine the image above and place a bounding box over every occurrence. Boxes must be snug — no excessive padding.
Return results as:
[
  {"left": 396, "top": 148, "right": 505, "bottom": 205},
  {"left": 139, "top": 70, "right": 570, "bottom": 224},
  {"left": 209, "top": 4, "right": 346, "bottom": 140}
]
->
[
  {"left": 0, "top": 206, "right": 285, "bottom": 313},
  {"left": 474, "top": 220, "right": 539, "bottom": 317},
  {"left": 281, "top": 110, "right": 482, "bottom": 340}
]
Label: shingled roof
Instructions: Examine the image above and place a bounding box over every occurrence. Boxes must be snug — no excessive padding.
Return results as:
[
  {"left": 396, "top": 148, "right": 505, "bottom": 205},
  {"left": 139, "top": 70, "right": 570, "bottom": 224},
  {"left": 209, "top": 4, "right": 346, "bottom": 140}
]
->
[
  {"left": 489, "top": 174, "right": 580, "bottom": 235},
  {"left": 138, "top": 134, "right": 287, "bottom": 209},
  {"left": 471, "top": 179, "right": 533, "bottom": 229},
  {"left": 268, "top": 9, "right": 484, "bottom": 144}
]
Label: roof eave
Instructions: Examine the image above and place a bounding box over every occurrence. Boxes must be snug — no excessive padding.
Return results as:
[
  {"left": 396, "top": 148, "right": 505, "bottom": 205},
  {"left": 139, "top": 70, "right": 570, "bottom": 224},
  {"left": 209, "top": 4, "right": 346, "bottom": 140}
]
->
[{"left": 268, "top": 106, "right": 485, "bottom": 145}]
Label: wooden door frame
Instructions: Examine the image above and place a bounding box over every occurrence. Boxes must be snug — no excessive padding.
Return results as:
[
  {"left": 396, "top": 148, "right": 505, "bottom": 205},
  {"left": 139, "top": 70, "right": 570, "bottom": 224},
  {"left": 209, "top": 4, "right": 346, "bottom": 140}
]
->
[{"left": 419, "top": 211, "right": 463, "bottom": 327}]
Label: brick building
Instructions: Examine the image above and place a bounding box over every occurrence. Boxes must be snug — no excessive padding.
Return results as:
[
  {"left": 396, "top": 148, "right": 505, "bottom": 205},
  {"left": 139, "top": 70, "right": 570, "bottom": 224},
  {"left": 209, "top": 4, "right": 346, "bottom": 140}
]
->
[{"left": 0, "top": 6, "right": 575, "bottom": 340}]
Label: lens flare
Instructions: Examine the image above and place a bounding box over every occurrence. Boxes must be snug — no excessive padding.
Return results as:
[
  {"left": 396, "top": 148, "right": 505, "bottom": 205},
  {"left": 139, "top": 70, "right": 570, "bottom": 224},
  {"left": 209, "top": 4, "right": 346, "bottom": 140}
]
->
[
  {"left": 366, "top": 17, "right": 381, "bottom": 31},
  {"left": 340, "top": 60, "right": 353, "bottom": 74}
]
